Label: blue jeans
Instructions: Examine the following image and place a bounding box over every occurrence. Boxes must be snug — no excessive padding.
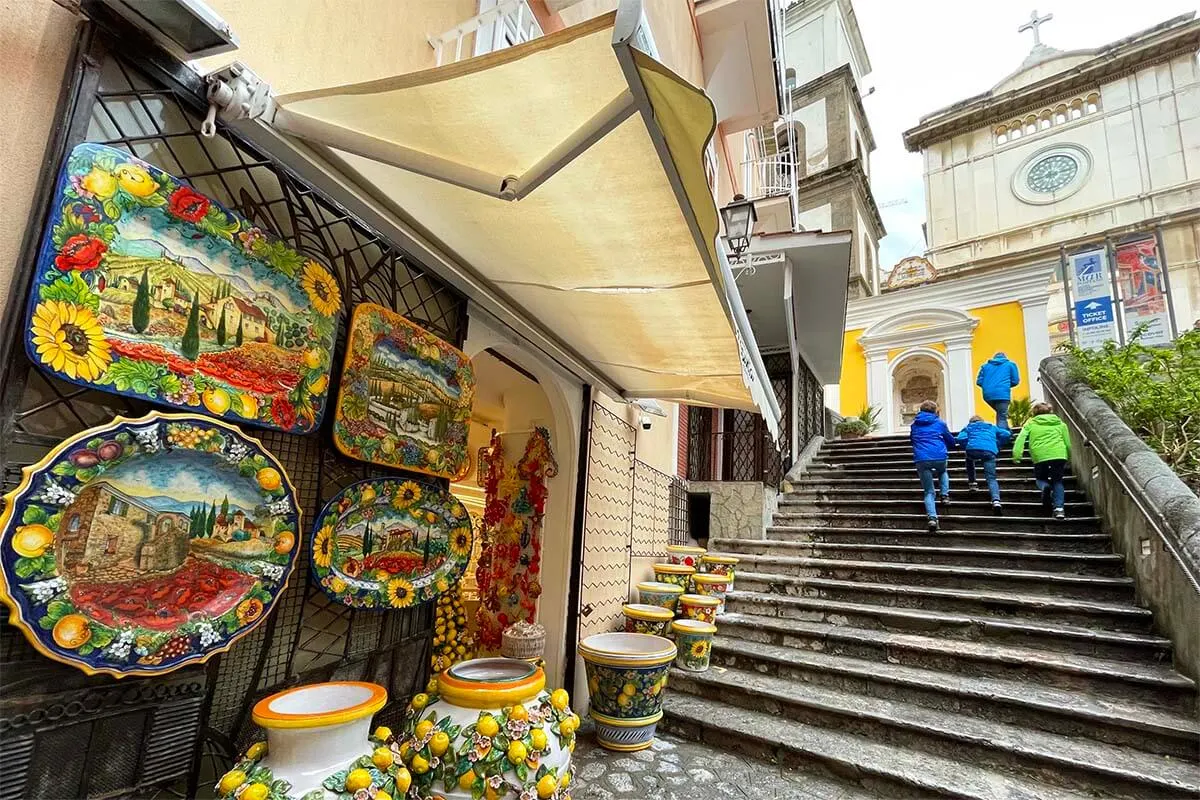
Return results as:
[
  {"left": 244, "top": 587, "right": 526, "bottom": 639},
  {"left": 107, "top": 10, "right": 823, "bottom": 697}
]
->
[
  {"left": 965, "top": 450, "right": 1000, "bottom": 501},
  {"left": 987, "top": 398, "right": 1011, "bottom": 430},
  {"left": 915, "top": 459, "right": 949, "bottom": 517},
  {"left": 1034, "top": 459, "right": 1067, "bottom": 509}
]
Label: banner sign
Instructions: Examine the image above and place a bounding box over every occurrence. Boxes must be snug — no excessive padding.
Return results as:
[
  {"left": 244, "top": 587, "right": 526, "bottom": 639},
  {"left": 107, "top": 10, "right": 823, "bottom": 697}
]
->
[
  {"left": 1116, "top": 237, "right": 1173, "bottom": 345},
  {"left": 1069, "top": 248, "right": 1118, "bottom": 350}
]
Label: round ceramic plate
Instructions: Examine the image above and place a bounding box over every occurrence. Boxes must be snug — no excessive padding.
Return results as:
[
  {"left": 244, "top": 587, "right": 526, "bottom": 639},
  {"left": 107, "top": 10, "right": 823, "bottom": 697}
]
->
[
  {"left": 0, "top": 412, "right": 301, "bottom": 677},
  {"left": 310, "top": 478, "right": 472, "bottom": 609}
]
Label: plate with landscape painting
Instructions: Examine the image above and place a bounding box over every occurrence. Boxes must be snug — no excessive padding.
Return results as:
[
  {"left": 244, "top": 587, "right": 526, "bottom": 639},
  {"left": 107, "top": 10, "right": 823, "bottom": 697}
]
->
[
  {"left": 333, "top": 303, "right": 474, "bottom": 478},
  {"left": 25, "top": 143, "right": 341, "bottom": 433},
  {"left": 311, "top": 478, "right": 472, "bottom": 609},
  {"left": 0, "top": 412, "right": 301, "bottom": 677}
]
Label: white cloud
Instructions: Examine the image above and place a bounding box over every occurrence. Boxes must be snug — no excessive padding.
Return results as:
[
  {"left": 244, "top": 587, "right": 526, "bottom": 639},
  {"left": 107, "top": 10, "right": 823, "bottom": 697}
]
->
[{"left": 853, "top": 0, "right": 1196, "bottom": 271}]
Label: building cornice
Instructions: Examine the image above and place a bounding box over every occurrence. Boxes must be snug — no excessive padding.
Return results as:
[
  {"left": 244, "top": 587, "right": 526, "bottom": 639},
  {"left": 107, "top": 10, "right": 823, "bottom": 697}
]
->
[
  {"left": 796, "top": 158, "right": 886, "bottom": 239},
  {"left": 789, "top": 63, "right": 876, "bottom": 152},
  {"left": 903, "top": 14, "right": 1200, "bottom": 151}
]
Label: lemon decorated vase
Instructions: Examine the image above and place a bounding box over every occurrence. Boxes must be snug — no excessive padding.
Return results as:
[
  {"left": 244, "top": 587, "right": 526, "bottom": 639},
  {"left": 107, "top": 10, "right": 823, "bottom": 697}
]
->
[
  {"left": 700, "top": 554, "right": 738, "bottom": 579},
  {"left": 671, "top": 619, "right": 716, "bottom": 672},
  {"left": 651, "top": 562, "right": 695, "bottom": 592},
  {"left": 622, "top": 603, "right": 674, "bottom": 636},
  {"left": 635, "top": 580, "right": 684, "bottom": 612},
  {"left": 394, "top": 657, "right": 576, "bottom": 800},
  {"left": 664, "top": 544, "right": 706, "bottom": 568},
  {"left": 578, "top": 632, "right": 677, "bottom": 752},
  {"left": 691, "top": 572, "right": 733, "bottom": 615}
]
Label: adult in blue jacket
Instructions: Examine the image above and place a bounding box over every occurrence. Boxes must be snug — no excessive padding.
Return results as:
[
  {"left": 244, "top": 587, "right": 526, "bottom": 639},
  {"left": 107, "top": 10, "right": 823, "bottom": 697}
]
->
[
  {"left": 976, "top": 353, "right": 1020, "bottom": 430},
  {"left": 956, "top": 416, "right": 1012, "bottom": 513},
  {"left": 909, "top": 400, "right": 957, "bottom": 532}
]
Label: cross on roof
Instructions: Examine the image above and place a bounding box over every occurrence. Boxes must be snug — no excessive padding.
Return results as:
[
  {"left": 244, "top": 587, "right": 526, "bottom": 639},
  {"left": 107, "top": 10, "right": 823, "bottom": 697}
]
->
[{"left": 1019, "top": 9, "right": 1054, "bottom": 47}]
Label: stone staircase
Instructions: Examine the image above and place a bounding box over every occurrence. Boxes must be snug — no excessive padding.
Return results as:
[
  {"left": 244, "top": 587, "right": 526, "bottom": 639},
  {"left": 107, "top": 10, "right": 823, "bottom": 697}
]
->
[{"left": 660, "top": 433, "right": 1200, "bottom": 798}]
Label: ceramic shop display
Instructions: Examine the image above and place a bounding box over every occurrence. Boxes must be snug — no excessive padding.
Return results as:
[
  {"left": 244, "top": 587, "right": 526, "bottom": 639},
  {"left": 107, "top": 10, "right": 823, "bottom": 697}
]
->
[
  {"left": 664, "top": 544, "right": 705, "bottom": 568},
  {"left": 676, "top": 594, "right": 720, "bottom": 625},
  {"left": 671, "top": 619, "right": 716, "bottom": 672},
  {"left": 333, "top": 303, "right": 474, "bottom": 478},
  {"left": 579, "top": 632, "right": 677, "bottom": 752},
  {"left": 635, "top": 581, "right": 684, "bottom": 612},
  {"left": 651, "top": 562, "right": 695, "bottom": 592},
  {"left": 700, "top": 554, "right": 739, "bottom": 579},
  {"left": 622, "top": 603, "right": 674, "bottom": 636},
  {"left": 310, "top": 478, "right": 472, "bottom": 609},
  {"left": 0, "top": 412, "right": 300, "bottom": 677},
  {"left": 215, "top": 681, "right": 399, "bottom": 800},
  {"left": 432, "top": 580, "right": 478, "bottom": 673},
  {"left": 27, "top": 143, "right": 340, "bottom": 433},
  {"left": 391, "top": 657, "right": 577, "bottom": 799},
  {"left": 691, "top": 572, "right": 733, "bottom": 616}
]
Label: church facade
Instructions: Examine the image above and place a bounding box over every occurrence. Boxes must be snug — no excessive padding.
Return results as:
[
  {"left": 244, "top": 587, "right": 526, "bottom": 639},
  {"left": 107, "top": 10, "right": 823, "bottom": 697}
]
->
[{"left": 834, "top": 12, "right": 1200, "bottom": 432}]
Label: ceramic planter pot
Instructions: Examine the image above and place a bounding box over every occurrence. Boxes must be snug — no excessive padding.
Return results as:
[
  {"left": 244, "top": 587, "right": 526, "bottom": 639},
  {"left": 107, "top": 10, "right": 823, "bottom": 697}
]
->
[
  {"left": 397, "top": 658, "right": 576, "bottom": 799},
  {"left": 691, "top": 572, "right": 733, "bottom": 615},
  {"left": 652, "top": 562, "right": 695, "bottom": 592},
  {"left": 700, "top": 554, "right": 739, "bottom": 580},
  {"left": 665, "top": 544, "right": 706, "bottom": 568},
  {"left": 636, "top": 580, "right": 684, "bottom": 612},
  {"left": 579, "top": 632, "right": 677, "bottom": 752},
  {"left": 677, "top": 593, "right": 720, "bottom": 625},
  {"left": 671, "top": 619, "right": 716, "bottom": 672},
  {"left": 622, "top": 603, "right": 675, "bottom": 636}
]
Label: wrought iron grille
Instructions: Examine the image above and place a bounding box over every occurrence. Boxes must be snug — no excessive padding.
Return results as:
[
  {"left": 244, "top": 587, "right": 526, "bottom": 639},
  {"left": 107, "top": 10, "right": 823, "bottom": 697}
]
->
[
  {"left": 795, "top": 355, "right": 826, "bottom": 447},
  {"left": 0, "top": 24, "right": 464, "bottom": 799},
  {"left": 631, "top": 459, "right": 687, "bottom": 557}
]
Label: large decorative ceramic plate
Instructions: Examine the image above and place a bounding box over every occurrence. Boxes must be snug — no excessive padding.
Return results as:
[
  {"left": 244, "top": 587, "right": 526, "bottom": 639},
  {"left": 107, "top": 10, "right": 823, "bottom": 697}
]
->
[
  {"left": 332, "top": 303, "right": 474, "bottom": 478},
  {"left": 0, "top": 412, "right": 301, "bottom": 677},
  {"left": 25, "top": 143, "right": 341, "bottom": 433},
  {"left": 311, "top": 478, "right": 472, "bottom": 609}
]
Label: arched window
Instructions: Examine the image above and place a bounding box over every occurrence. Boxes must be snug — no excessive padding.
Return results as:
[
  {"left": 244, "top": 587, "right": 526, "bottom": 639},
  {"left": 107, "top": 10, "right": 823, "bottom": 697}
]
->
[
  {"left": 1054, "top": 105, "right": 1067, "bottom": 125},
  {"left": 1085, "top": 93, "right": 1100, "bottom": 114},
  {"left": 995, "top": 125, "right": 1008, "bottom": 145}
]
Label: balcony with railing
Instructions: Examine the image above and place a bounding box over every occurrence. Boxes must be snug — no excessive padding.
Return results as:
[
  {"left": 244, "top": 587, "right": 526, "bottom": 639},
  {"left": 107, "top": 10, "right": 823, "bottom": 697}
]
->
[
  {"left": 429, "top": 0, "right": 544, "bottom": 66},
  {"left": 740, "top": 153, "right": 797, "bottom": 200}
]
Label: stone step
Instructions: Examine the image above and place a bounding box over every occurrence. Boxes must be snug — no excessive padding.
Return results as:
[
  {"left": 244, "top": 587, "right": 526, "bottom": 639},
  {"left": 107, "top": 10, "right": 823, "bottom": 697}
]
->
[
  {"left": 792, "top": 474, "right": 1079, "bottom": 489},
  {"left": 713, "top": 612, "right": 1194, "bottom": 711},
  {"left": 821, "top": 452, "right": 1025, "bottom": 466},
  {"left": 733, "top": 556, "right": 1133, "bottom": 602},
  {"left": 665, "top": 666, "right": 1200, "bottom": 797},
  {"left": 772, "top": 511, "right": 1101, "bottom": 534},
  {"left": 784, "top": 486, "right": 1091, "bottom": 503},
  {"left": 712, "top": 538, "right": 1124, "bottom": 574},
  {"left": 722, "top": 588, "right": 1162, "bottom": 661},
  {"left": 809, "top": 463, "right": 1057, "bottom": 477},
  {"left": 704, "top": 637, "right": 1200, "bottom": 761},
  {"left": 822, "top": 434, "right": 964, "bottom": 448},
  {"left": 661, "top": 693, "right": 1093, "bottom": 800},
  {"left": 780, "top": 498, "right": 1096, "bottom": 516},
  {"left": 759, "top": 526, "right": 1112, "bottom": 552}
]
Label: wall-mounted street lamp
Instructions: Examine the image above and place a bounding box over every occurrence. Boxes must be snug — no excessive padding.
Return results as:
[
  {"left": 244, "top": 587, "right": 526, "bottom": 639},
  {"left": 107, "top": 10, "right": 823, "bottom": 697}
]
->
[{"left": 720, "top": 194, "right": 757, "bottom": 257}]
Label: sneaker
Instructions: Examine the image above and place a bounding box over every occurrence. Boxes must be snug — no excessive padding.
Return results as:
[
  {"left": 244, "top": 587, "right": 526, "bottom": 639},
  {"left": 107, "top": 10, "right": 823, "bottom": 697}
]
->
[
  {"left": 1053, "top": 508, "right": 1066, "bottom": 521},
  {"left": 968, "top": 482, "right": 979, "bottom": 494},
  {"left": 927, "top": 516, "right": 939, "bottom": 532},
  {"left": 939, "top": 494, "right": 950, "bottom": 507},
  {"left": 992, "top": 500, "right": 1003, "bottom": 516}
]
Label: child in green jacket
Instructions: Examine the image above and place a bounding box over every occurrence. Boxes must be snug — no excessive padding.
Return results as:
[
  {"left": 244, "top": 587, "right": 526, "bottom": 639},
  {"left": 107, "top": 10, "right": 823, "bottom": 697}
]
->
[{"left": 1012, "top": 402, "right": 1072, "bottom": 520}]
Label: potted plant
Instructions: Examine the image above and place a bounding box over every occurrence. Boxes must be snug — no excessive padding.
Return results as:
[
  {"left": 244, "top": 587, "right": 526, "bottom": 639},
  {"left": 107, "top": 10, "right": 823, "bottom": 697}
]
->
[
  {"left": 835, "top": 405, "right": 881, "bottom": 439},
  {"left": 1007, "top": 397, "right": 1033, "bottom": 429}
]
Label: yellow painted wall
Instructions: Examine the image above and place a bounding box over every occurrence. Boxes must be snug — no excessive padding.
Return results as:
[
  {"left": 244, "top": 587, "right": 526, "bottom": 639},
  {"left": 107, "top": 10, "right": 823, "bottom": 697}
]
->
[
  {"left": 839, "top": 328, "right": 866, "bottom": 417},
  {"left": 969, "top": 301, "right": 1030, "bottom": 412}
]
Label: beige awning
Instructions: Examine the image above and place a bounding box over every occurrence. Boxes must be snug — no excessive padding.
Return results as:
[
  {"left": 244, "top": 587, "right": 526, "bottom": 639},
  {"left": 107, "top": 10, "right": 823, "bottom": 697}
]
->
[{"left": 267, "top": 4, "right": 781, "bottom": 434}]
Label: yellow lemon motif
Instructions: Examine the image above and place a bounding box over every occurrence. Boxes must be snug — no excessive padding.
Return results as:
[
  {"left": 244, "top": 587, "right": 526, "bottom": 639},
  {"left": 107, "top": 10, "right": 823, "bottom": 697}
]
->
[
  {"left": 459, "top": 769, "right": 477, "bottom": 790},
  {"left": 81, "top": 167, "right": 117, "bottom": 199},
  {"left": 399, "top": 741, "right": 412, "bottom": 762},
  {"left": 12, "top": 524, "right": 53, "bottom": 558},
  {"left": 508, "top": 703, "right": 528, "bottom": 721},
  {"left": 217, "top": 769, "right": 246, "bottom": 796},
  {"left": 201, "top": 388, "right": 231, "bottom": 415},
  {"left": 561, "top": 771, "right": 572, "bottom": 788},
  {"left": 415, "top": 719, "right": 434, "bottom": 739},
  {"left": 255, "top": 467, "right": 281, "bottom": 491},
  {"left": 372, "top": 746, "right": 393, "bottom": 769},
  {"left": 345, "top": 768, "right": 372, "bottom": 792},
  {"left": 52, "top": 614, "right": 91, "bottom": 649},
  {"left": 394, "top": 768, "right": 412, "bottom": 792},
  {"left": 430, "top": 731, "right": 450, "bottom": 756},
  {"left": 621, "top": 682, "right": 637, "bottom": 697},
  {"left": 427, "top": 677, "right": 440, "bottom": 694},
  {"left": 507, "top": 740, "right": 527, "bottom": 764},
  {"left": 309, "top": 374, "right": 328, "bottom": 396},
  {"left": 411, "top": 693, "right": 429, "bottom": 712},
  {"left": 411, "top": 754, "right": 430, "bottom": 774},
  {"left": 237, "top": 393, "right": 260, "bottom": 419},
  {"left": 530, "top": 728, "right": 548, "bottom": 751},
  {"left": 245, "top": 741, "right": 267, "bottom": 760},
  {"left": 375, "top": 793, "right": 392, "bottom": 800},
  {"left": 477, "top": 715, "right": 499, "bottom": 737},
  {"left": 359, "top": 485, "right": 376, "bottom": 505},
  {"left": 373, "top": 725, "right": 392, "bottom": 741},
  {"left": 551, "top": 688, "right": 570, "bottom": 711},
  {"left": 114, "top": 164, "right": 158, "bottom": 197},
  {"left": 559, "top": 716, "right": 576, "bottom": 736},
  {"left": 537, "top": 775, "right": 558, "bottom": 799},
  {"left": 239, "top": 783, "right": 268, "bottom": 800},
  {"left": 617, "top": 693, "right": 632, "bottom": 708},
  {"left": 303, "top": 349, "right": 322, "bottom": 369}
]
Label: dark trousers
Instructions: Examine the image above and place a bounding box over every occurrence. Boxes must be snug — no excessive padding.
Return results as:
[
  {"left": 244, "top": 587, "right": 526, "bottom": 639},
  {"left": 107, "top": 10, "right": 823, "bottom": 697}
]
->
[
  {"left": 1034, "top": 459, "right": 1067, "bottom": 509},
  {"left": 986, "top": 398, "right": 1011, "bottom": 430}
]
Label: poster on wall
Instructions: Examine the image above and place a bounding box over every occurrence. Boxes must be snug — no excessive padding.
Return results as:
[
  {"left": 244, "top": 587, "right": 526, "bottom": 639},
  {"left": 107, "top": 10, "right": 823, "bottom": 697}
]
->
[
  {"left": 1069, "top": 247, "right": 1118, "bottom": 350},
  {"left": 1116, "top": 237, "right": 1173, "bottom": 346}
]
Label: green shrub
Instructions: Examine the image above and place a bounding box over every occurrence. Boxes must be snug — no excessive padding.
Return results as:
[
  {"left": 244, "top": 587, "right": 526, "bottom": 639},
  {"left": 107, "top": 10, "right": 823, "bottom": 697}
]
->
[
  {"left": 1007, "top": 397, "right": 1033, "bottom": 428},
  {"left": 1059, "top": 327, "right": 1200, "bottom": 489}
]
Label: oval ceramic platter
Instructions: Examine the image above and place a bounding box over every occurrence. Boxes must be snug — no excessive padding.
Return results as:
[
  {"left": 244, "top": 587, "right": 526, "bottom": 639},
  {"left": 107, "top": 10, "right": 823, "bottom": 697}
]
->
[
  {"left": 25, "top": 142, "right": 341, "bottom": 433},
  {"left": 0, "top": 412, "right": 301, "bottom": 677},
  {"left": 311, "top": 478, "right": 472, "bottom": 609}
]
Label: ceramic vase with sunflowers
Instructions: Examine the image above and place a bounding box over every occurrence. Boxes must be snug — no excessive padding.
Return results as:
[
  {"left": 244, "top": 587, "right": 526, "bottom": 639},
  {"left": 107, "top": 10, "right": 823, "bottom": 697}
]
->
[
  {"left": 388, "top": 658, "right": 576, "bottom": 800},
  {"left": 671, "top": 619, "right": 716, "bottom": 672},
  {"left": 578, "top": 632, "right": 676, "bottom": 752}
]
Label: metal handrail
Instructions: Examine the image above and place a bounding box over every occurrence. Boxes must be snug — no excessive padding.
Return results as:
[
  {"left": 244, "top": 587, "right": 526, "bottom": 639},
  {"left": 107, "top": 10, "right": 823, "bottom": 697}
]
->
[{"left": 740, "top": 153, "right": 797, "bottom": 200}]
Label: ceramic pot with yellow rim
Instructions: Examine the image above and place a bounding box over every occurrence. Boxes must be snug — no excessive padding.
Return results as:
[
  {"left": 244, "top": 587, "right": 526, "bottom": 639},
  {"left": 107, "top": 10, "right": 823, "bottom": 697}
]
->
[
  {"left": 636, "top": 580, "right": 684, "bottom": 611},
  {"left": 700, "top": 554, "right": 739, "bottom": 579},
  {"left": 665, "top": 544, "right": 706, "bottom": 568},
  {"left": 652, "top": 562, "right": 695, "bottom": 592},
  {"left": 395, "top": 658, "right": 576, "bottom": 799},
  {"left": 623, "top": 603, "right": 674, "bottom": 636},
  {"left": 691, "top": 572, "right": 733, "bottom": 615},
  {"left": 671, "top": 619, "right": 716, "bottom": 672},
  {"left": 677, "top": 593, "right": 720, "bottom": 624},
  {"left": 579, "top": 632, "right": 676, "bottom": 752}
]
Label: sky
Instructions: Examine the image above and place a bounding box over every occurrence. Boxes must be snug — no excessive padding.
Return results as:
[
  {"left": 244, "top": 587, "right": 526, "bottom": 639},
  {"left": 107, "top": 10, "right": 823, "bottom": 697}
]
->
[{"left": 851, "top": 0, "right": 1197, "bottom": 272}]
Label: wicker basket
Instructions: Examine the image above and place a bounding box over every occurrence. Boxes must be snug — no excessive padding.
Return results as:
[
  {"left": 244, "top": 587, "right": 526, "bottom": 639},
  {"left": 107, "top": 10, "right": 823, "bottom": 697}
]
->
[{"left": 501, "top": 622, "right": 546, "bottom": 661}]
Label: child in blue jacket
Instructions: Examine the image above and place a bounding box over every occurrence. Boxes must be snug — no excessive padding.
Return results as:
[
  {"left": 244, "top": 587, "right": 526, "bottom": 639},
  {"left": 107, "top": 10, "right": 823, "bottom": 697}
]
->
[
  {"left": 910, "top": 400, "right": 958, "bottom": 532},
  {"left": 956, "top": 415, "right": 1012, "bottom": 515}
]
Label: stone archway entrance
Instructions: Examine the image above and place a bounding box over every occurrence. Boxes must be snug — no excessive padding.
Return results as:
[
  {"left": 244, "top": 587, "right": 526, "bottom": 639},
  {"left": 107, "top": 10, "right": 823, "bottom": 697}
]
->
[{"left": 891, "top": 353, "right": 946, "bottom": 430}]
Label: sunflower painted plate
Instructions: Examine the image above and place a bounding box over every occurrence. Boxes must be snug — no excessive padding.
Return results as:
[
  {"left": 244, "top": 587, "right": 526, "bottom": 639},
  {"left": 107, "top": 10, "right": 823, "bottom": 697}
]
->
[
  {"left": 0, "top": 412, "right": 301, "bottom": 677},
  {"left": 25, "top": 143, "right": 341, "bottom": 433},
  {"left": 311, "top": 478, "right": 472, "bottom": 609}
]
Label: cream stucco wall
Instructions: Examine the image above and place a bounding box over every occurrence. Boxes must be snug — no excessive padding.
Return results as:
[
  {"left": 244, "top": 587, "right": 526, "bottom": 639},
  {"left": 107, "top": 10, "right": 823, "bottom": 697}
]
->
[{"left": 783, "top": 0, "right": 867, "bottom": 90}]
